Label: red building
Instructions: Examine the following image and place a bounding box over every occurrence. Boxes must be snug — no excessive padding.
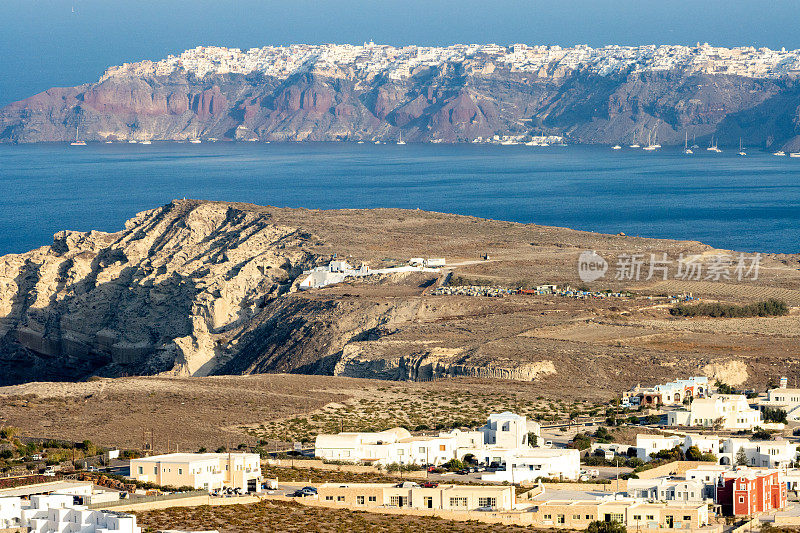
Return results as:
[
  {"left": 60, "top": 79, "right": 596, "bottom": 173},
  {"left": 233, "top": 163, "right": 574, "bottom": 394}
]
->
[{"left": 716, "top": 468, "right": 786, "bottom": 516}]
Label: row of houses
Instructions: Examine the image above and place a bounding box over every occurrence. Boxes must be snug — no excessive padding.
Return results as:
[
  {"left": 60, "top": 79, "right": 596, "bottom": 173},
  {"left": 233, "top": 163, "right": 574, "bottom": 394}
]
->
[
  {"left": 0, "top": 493, "right": 140, "bottom": 533},
  {"left": 314, "top": 412, "right": 581, "bottom": 483},
  {"left": 623, "top": 377, "right": 710, "bottom": 407},
  {"left": 635, "top": 434, "right": 798, "bottom": 468}
]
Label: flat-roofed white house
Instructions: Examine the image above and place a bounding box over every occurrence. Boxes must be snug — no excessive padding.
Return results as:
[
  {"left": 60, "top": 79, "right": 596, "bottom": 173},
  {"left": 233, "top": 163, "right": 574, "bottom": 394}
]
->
[
  {"left": 130, "top": 453, "right": 261, "bottom": 492},
  {"left": 719, "top": 438, "right": 797, "bottom": 468},
  {"left": 667, "top": 394, "right": 762, "bottom": 430},
  {"left": 0, "top": 496, "right": 22, "bottom": 529},
  {"left": 757, "top": 381, "right": 800, "bottom": 421},
  {"left": 314, "top": 412, "right": 541, "bottom": 467},
  {"left": 482, "top": 448, "right": 580, "bottom": 483},
  {"left": 626, "top": 478, "right": 707, "bottom": 504},
  {"left": 635, "top": 434, "right": 683, "bottom": 461},
  {"left": 10, "top": 493, "right": 141, "bottom": 533}
]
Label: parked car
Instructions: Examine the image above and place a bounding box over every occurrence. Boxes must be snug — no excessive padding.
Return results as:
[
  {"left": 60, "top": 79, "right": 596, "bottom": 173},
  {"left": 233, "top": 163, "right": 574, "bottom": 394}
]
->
[
  {"left": 292, "top": 487, "right": 317, "bottom": 497},
  {"left": 420, "top": 481, "right": 439, "bottom": 488},
  {"left": 456, "top": 469, "right": 470, "bottom": 475}
]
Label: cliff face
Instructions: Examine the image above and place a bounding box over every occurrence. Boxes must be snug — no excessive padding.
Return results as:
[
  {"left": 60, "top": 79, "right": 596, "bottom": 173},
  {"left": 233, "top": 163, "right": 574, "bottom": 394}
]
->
[
  {"left": 3, "top": 65, "right": 800, "bottom": 148},
  {"left": 0, "top": 201, "right": 317, "bottom": 385}
]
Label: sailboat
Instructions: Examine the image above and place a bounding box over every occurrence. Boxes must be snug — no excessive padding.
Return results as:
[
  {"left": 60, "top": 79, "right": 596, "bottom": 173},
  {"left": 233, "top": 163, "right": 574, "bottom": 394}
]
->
[
  {"left": 69, "top": 126, "right": 86, "bottom": 146},
  {"left": 611, "top": 144, "right": 622, "bottom": 150},
  {"left": 690, "top": 133, "right": 699, "bottom": 149},
  {"left": 642, "top": 129, "right": 659, "bottom": 151},
  {"left": 707, "top": 136, "right": 722, "bottom": 153},
  {"left": 683, "top": 132, "right": 693, "bottom": 154},
  {"left": 396, "top": 131, "right": 406, "bottom": 145},
  {"left": 773, "top": 150, "right": 786, "bottom": 156},
  {"left": 629, "top": 130, "right": 640, "bottom": 149},
  {"left": 737, "top": 138, "right": 746, "bottom": 156}
]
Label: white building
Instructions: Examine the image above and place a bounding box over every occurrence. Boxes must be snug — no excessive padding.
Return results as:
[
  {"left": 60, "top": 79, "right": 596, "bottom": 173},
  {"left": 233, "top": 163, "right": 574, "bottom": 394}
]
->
[
  {"left": 623, "top": 377, "right": 710, "bottom": 407},
  {"left": 130, "top": 453, "right": 262, "bottom": 492},
  {"left": 719, "top": 438, "right": 797, "bottom": 468},
  {"left": 626, "top": 478, "right": 708, "bottom": 504},
  {"left": 481, "top": 448, "right": 580, "bottom": 483},
  {"left": 2, "top": 493, "right": 141, "bottom": 533},
  {"left": 315, "top": 412, "right": 540, "bottom": 468},
  {"left": 758, "top": 380, "right": 800, "bottom": 421},
  {"left": 667, "top": 394, "right": 762, "bottom": 430},
  {"left": 635, "top": 435, "right": 683, "bottom": 461}
]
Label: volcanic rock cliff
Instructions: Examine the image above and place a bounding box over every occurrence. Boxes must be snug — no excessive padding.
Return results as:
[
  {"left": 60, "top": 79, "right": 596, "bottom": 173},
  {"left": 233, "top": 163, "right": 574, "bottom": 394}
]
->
[
  {"left": 2, "top": 200, "right": 800, "bottom": 388},
  {"left": 3, "top": 64, "right": 800, "bottom": 149}
]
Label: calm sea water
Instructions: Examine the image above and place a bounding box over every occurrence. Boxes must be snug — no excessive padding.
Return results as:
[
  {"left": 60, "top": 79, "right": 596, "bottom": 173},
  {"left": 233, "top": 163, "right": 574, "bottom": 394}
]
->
[{"left": 0, "top": 142, "right": 798, "bottom": 255}]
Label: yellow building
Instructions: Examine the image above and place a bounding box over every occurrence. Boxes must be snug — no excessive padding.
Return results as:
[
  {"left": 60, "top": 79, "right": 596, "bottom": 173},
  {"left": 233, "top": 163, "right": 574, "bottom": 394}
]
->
[
  {"left": 130, "top": 453, "right": 261, "bottom": 492},
  {"left": 531, "top": 498, "right": 712, "bottom": 531},
  {"left": 316, "top": 483, "right": 515, "bottom": 511}
]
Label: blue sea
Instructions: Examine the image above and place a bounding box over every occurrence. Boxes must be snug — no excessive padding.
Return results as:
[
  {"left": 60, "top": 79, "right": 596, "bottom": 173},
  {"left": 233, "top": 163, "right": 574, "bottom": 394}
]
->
[{"left": 0, "top": 142, "right": 798, "bottom": 255}]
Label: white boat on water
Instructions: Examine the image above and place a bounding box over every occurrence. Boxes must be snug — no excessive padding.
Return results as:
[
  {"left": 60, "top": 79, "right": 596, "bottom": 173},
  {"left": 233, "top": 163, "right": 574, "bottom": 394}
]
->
[
  {"left": 790, "top": 152, "right": 800, "bottom": 158},
  {"left": 629, "top": 130, "right": 640, "bottom": 148},
  {"left": 737, "top": 138, "right": 746, "bottom": 156},
  {"left": 707, "top": 136, "right": 722, "bottom": 153},
  {"left": 70, "top": 126, "right": 86, "bottom": 146},
  {"left": 104, "top": 140, "right": 113, "bottom": 144},
  {"left": 374, "top": 140, "right": 381, "bottom": 144},
  {"left": 683, "top": 132, "right": 693, "bottom": 154},
  {"left": 642, "top": 128, "right": 660, "bottom": 151},
  {"left": 140, "top": 140, "right": 152, "bottom": 145},
  {"left": 357, "top": 140, "right": 364, "bottom": 144},
  {"left": 611, "top": 144, "right": 622, "bottom": 150},
  {"left": 396, "top": 132, "right": 406, "bottom": 145},
  {"left": 189, "top": 139, "right": 202, "bottom": 144},
  {"left": 773, "top": 150, "right": 786, "bottom": 156},
  {"left": 128, "top": 140, "right": 138, "bottom": 144}
]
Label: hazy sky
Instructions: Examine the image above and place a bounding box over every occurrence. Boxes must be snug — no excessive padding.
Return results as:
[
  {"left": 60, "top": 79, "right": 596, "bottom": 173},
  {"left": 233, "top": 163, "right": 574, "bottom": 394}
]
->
[{"left": 1, "top": 0, "right": 798, "bottom": 107}]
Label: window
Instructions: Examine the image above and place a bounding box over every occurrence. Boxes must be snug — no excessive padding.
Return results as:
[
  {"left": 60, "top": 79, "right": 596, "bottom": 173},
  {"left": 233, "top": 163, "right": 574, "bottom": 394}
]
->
[
  {"left": 684, "top": 516, "right": 691, "bottom": 521},
  {"left": 439, "top": 445, "right": 446, "bottom": 452},
  {"left": 633, "top": 515, "right": 642, "bottom": 521},
  {"left": 325, "top": 496, "right": 333, "bottom": 501},
  {"left": 609, "top": 513, "right": 624, "bottom": 523},
  {"left": 646, "top": 515, "right": 654, "bottom": 521},
  {"left": 557, "top": 515, "right": 565, "bottom": 524},
  {"left": 449, "top": 497, "right": 468, "bottom": 507},
  {"left": 739, "top": 497, "right": 745, "bottom": 503},
  {"left": 357, "top": 496, "right": 365, "bottom": 504},
  {"left": 573, "top": 515, "right": 582, "bottom": 520},
  {"left": 178, "top": 468, "right": 183, "bottom": 475},
  {"left": 337, "top": 496, "right": 345, "bottom": 502},
  {"left": 419, "top": 447, "right": 426, "bottom": 454},
  {"left": 368, "top": 496, "right": 377, "bottom": 502},
  {"left": 390, "top": 496, "right": 401, "bottom": 506},
  {"left": 587, "top": 515, "right": 594, "bottom": 520},
  {"left": 153, "top": 467, "right": 158, "bottom": 475},
  {"left": 137, "top": 466, "right": 143, "bottom": 475},
  {"left": 478, "top": 497, "right": 497, "bottom": 508},
  {"left": 544, "top": 514, "right": 552, "bottom": 520}
]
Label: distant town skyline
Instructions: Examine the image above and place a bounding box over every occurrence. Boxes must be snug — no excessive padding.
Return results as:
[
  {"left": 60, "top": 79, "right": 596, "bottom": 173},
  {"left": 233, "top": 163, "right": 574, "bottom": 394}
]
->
[{"left": 1, "top": 0, "right": 799, "bottom": 106}]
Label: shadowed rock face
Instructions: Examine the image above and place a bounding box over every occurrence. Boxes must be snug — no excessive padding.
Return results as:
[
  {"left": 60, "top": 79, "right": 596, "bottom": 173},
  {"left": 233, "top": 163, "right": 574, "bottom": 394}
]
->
[
  {"left": 3, "top": 64, "right": 800, "bottom": 148},
  {"left": 0, "top": 200, "right": 316, "bottom": 385}
]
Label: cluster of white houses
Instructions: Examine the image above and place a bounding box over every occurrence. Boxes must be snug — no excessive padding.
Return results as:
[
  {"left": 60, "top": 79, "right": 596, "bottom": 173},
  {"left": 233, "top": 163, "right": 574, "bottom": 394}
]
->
[
  {"left": 314, "top": 412, "right": 581, "bottom": 483},
  {"left": 0, "top": 494, "right": 140, "bottom": 533},
  {"left": 635, "top": 434, "right": 798, "bottom": 468}
]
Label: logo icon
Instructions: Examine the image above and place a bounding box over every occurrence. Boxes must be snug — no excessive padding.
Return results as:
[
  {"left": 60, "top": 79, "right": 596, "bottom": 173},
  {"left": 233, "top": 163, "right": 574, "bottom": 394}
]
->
[{"left": 578, "top": 250, "right": 608, "bottom": 282}]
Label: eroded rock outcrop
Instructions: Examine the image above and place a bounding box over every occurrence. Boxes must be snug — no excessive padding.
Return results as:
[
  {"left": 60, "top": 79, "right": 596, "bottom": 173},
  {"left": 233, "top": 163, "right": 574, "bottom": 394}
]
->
[{"left": 0, "top": 200, "right": 315, "bottom": 384}]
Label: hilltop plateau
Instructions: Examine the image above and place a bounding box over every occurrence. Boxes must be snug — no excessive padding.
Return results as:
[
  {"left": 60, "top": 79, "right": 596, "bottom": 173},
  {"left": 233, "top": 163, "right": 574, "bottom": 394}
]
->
[{"left": 0, "top": 199, "right": 798, "bottom": 391}]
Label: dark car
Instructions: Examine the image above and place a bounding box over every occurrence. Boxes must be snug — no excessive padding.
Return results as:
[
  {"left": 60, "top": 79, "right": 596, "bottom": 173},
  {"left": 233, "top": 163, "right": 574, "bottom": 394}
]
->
[
  {"left": 292, "top": 487, "right": 317, "bottom": 497},
  {"left": 456, "top": 469, "right": 470, "bottom": 475}
]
